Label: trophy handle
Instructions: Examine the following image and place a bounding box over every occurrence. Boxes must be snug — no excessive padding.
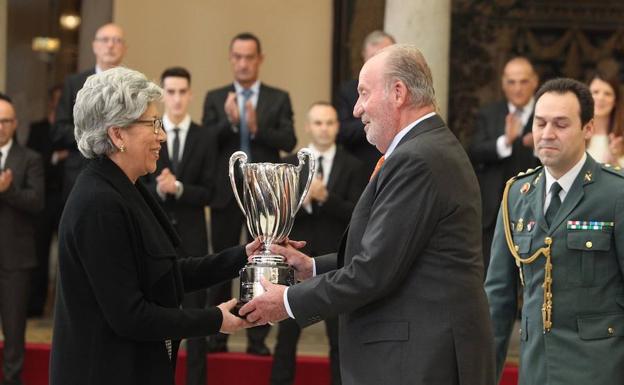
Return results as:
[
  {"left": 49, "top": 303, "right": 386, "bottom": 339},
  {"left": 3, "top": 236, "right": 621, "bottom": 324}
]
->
[
  {"left": 294, "top": 148, "right": 316, "bottom": 213},
  {"left": 229, "top": 151, "right": 248, "bottom": 214}
]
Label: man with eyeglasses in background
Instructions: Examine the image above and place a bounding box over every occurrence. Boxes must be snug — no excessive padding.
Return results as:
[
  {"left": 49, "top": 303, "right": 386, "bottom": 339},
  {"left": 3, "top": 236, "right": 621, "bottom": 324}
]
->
[
  {"left": 53, "top": 23, "right": 127, "bottom": 200},
  {"left": 0, "top": 93, "right": 44, "bottom": 385},
  {"left": 142, "top": 67, "right": 216, "bottom": 385}
]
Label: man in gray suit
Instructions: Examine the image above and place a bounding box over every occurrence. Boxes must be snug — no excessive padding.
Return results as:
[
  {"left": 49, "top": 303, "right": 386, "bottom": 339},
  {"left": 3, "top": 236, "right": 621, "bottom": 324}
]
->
[
  {"left": 0, "top": 93, "right": 44, "bottom": 385},
  {"left": 240, "top": 44, "right": 495, "bottom": 385}
]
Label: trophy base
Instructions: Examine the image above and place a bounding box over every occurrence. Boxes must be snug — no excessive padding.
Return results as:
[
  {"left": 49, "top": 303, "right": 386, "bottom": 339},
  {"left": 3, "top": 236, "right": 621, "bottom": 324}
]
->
[{"left": 238, "top": 258, "right": 295, "bottom": 308}]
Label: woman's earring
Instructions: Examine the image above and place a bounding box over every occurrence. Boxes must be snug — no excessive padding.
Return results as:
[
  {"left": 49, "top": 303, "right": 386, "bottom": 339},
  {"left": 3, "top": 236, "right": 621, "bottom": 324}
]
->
[{"left": 119, "top": 144, "right": 126, "bottom": 153}]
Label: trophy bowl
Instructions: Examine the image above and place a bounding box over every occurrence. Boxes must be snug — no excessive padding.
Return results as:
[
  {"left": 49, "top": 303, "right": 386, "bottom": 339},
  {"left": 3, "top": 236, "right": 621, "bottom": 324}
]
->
[{"left": 229, "top": 149, "right": 315, "bottom": 310}]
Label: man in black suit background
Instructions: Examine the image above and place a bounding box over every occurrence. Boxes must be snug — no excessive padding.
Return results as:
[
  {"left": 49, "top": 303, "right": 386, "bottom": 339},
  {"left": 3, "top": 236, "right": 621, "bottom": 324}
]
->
[
  {"left": 202, "top": 32, "right": 297, "bottom": 355},
  {"left": 142, "top": 67, "right": 215, "bottom": 385},
  {"left": 468, "top": 56, "right": 540, "bottom": 270},
  {"left": 335, "top": 30, "right": 395, "bottom": 175},
  {"left": 54, "top": 23, "right": 126, "bottom": 200},
  {"left": 270, "top": 102, "right": 366, "bottom": 385},
  {"left": 26, "top": 85, "right": 67, "bottom": 317},
  {"left": 0, "top": 93, "right": 44, "bottom": 385}
]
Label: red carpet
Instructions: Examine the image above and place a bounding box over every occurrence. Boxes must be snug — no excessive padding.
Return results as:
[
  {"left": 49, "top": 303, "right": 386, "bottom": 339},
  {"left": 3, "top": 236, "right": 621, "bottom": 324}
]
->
[{"left": 1, "top": 343, "right": 519, "bottom": 385}]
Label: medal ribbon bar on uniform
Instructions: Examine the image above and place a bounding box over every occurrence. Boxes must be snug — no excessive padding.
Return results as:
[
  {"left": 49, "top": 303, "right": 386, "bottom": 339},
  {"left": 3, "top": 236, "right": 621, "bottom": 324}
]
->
[{"left": 567, "top": 220, "right": 614, "bottom": 231}]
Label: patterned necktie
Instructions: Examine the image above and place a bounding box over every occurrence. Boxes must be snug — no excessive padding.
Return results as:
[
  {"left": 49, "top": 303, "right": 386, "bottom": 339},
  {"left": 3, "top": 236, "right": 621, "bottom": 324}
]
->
[
  {"left": 239, "top": 88, "right": 254, "bottom": 158},
  {"left": 370, "top": 155, "right": 385, "bottom": 181},
  {"left": 317, "top": 155, "right": 324, "bottom": 180},
  {"left": 545, "top": 182, "right": 562, "bottom": 228},
  {"left": 171, "top": 127, "right": 180, "bottom": 173}
]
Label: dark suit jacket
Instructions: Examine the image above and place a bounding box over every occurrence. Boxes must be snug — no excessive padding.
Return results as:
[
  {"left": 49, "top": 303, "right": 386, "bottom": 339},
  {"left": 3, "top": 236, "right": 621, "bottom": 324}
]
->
[
  {"left": 334, "top": 79, "right": 381, "bottom": 175},
  {"left": 201, "top": 83, "right": 296, "bottom": 209},
  {"left": 50, "top": 156, "right": 247, "bottom": 385},
  {"left": 0, "top": 142, "right": 44, "bottom": 270},
  {"left": 142, "top": 121, "right": 215, "bottom": 256},
  {"left": 27, "top": 118, "right": 64, "bottom": 195},
  {"left": 284, "top": 146, "right": 366, "bottom": 257},
  {"left": 288, "top": 115, "right": 496, "bottom": 385},
  {"left": 468, "top": 100, "right": 539, "bottom": 230},
  {"left": 53, "top": 68, "right": 95, "bottom": 197}
]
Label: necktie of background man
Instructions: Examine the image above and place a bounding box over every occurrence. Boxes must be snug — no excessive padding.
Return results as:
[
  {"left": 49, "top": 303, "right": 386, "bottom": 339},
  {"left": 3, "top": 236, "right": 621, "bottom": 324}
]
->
[
  {"left": 171, "top": 127, "right": 180, "bottom": 173},
  {"left": 240, "top": 88, "right": 254, "bottom": 159}
]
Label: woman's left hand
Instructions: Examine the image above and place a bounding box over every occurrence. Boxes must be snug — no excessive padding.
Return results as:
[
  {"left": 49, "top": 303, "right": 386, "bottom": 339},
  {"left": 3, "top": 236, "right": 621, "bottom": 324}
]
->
[{"left": 245, "top": 238, "right": 262, "bottom": 257}]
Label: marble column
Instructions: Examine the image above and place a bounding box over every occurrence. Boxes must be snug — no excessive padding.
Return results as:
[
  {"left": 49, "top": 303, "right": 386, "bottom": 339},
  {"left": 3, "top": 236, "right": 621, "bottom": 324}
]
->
[{"left": 384, "top": 0, "right": 451, "bottom": 120}]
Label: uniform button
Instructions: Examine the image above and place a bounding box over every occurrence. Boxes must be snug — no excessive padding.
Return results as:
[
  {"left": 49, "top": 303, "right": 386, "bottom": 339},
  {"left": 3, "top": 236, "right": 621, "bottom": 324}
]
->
[
  {"left": 518, "top": 328, "right": 522, "bottom": 335},
  {"left": 585, "top": 241, "right": 593, "bottom": 249},
  {"left": 514, "top": 245, "right": 520, "bottom": 252},
  {"left": 608, "top": 327, "right": 615, "bottom": 336},
  {"left": 544, "top": 237, "right": 552, "bottom": 245}
]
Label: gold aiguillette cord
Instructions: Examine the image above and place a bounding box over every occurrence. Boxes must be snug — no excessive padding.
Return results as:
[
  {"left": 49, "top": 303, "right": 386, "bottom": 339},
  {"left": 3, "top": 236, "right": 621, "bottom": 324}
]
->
[{"left": 501, "top": 177, "right": 553, "bottom": 332}]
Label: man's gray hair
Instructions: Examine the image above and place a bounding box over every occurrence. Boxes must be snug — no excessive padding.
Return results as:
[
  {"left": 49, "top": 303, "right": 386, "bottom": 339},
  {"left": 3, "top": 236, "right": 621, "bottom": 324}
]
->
[
  {"left": 73, "top": 67, "right": 162, "bottom": 158},
  {"left": 383, "top": 44, "right": 436, "bottom": 108},
  {"left": 362, "top": 30, "right": 396, "bottom": 50}
]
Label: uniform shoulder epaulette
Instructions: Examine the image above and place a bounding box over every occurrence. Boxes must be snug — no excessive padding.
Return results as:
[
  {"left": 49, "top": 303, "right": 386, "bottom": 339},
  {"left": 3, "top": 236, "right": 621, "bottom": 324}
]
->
[
  {"left": 506, "top": 166, "right": 543, "bottom": 184},
  {"left": 601, "top": 163, "right": 624, "bottom": 177}
]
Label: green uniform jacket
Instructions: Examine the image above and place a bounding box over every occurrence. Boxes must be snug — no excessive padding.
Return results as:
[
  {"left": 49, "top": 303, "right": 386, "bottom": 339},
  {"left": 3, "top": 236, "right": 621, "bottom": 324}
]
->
[{"left": 485, "top": 155, "right": 624, "bottom": 385}]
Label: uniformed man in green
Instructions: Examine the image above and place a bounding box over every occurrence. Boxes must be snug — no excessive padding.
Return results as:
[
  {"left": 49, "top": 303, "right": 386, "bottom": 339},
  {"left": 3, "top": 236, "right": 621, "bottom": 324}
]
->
[{"left": 486, "top": 77, "right": 624, "bottom": 385}]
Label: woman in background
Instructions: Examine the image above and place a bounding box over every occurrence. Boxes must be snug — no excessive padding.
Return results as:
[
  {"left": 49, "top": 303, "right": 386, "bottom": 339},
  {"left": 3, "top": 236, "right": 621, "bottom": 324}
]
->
[{"left": 587, "top": 71, "right": 624, "bottom": 165}]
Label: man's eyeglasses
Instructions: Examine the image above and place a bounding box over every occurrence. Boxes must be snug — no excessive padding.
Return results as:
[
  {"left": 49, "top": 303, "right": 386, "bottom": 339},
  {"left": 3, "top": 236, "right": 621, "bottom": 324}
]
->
[
  {"left": 133, "top": 118, "right": 164, "bottom": 134},
  {"left": 94, "top": 36, "right": 125, "bottom": 45}
]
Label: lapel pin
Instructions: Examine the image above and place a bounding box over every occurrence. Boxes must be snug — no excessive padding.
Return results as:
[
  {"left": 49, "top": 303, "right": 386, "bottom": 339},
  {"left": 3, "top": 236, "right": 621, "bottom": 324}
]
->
[{"left": 584, "top": 171, "right": 592, "bottom": 182}]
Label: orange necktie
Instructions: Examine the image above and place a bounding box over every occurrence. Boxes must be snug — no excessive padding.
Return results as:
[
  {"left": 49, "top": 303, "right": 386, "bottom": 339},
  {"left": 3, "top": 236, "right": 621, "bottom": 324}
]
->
[{"left": 370, "top": 155, "right": 385, "bottom": 181}]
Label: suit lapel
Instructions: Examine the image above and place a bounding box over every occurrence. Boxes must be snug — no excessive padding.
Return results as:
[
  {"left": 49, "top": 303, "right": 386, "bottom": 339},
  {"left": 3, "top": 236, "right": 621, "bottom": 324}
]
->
[
  {"left": 176, "top": 124, "right": 198, "bottom": 177},
  {"left": 326, "top": 148, "right": 344, "bottom": 192},
  {"left": 5, "top": 142, "right": 24, "bottom": 171},
  {"left": 549, "top": 156, "right": 597, "bottom": 232},
  {"left": 255, "top": 84, "right": 268, "bottom": 124}
]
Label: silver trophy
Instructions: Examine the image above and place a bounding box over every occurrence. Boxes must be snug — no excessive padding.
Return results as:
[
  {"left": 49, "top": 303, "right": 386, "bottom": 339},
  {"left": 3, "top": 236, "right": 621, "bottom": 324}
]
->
[{"left": 229, "top": 149, "right": 315, "bottom": 308}]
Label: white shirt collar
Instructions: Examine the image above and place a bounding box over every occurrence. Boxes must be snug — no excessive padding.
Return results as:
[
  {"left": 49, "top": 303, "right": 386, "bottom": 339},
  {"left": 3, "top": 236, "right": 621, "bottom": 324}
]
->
[
  {"left": 508, "top": 97, "right": 535, "bottom": 115},
  {"left": 308, "top": 143, "right": 336, "bottom": 162},
  {"left": 163, "top": 114, "right": 191, "bottom": 133},
  {"left": 544, "top": 152, "right": 587, "bottom": 199},
  {"left": 0, "top": 139, "right": 13, "bottom": 169},
  {"left": 234, "top": 80, "right": 260, "bottom": 95},
  {"left": 384, "top": 112, "right": 437, "bottom": 159}
]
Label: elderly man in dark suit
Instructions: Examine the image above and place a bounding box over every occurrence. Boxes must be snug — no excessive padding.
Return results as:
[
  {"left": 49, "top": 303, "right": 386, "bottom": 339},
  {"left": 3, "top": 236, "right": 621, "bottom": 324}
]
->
[
  {"left": 202, "top": 32, "right": 297, "bottom": 355},
  {"left": 469, "top": 57, "right": 540, "bottom": 271},
  {"left": 335, "top": 30, "right": 395, "bottom": 175},
  {"left": 270, "top": 102, "right": 366, "bottom": 385},
  {"left": 240, "top": 45, "right": 496, "bottom": 385},
  {"left": 53, "top": 23, "right": 126, "bottom": 200},
  {"left": 0, "top": 93, "right": 44, "bottom": 385},
  {"left": 142, "top": 67, "right": 215, "bottom": 385}
]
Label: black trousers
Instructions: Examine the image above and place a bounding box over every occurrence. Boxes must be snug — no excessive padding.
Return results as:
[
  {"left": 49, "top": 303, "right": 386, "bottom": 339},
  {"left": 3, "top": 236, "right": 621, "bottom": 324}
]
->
[
  {"left": 207, "top": 200, "right": 269, "bottom": 347},
  {"left": 183, "top": 289, "right": 207, "bottom": 385},
  {"left": 0, "top": 268, "right": 31, "bottom": 385},
  {"left": 270, "top": 317, "right": 341, "bottom": 385}
]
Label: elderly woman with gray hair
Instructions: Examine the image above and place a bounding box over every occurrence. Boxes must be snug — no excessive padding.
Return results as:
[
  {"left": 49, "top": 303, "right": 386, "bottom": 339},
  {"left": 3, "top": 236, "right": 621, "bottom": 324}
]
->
[{"left": 50, "top": 67, "right": 257, "bottom": 385}]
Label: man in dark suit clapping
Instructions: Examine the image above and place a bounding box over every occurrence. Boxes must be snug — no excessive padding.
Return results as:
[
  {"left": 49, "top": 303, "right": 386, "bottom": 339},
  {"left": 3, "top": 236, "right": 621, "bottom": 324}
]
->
[
  {"left": 270, "top": 102, "right": 366, "bottom": 385},
  {"left": 468, "top": 57, "right": 540, "bottom": 271},
  {"left": 0, "top": 93, "right": 44, "bottom": 385},
  {"left": 142, "top": 67, "right": 215, "bottom": 385},
  {"left": 202, "top": 32, "right": 297, "bottom": 355}
]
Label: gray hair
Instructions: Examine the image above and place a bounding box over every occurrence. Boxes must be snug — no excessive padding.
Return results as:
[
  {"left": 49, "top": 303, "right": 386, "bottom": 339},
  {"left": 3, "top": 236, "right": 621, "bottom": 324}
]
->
[
  {"left": 73, "top": 67, "right": 162, "bottom": 158},
  {"left": 362, "top": 30, "right": 396, "bottom": 50},
  {"left": 382, "top": 44, "right": 436, "bottom": 108}
]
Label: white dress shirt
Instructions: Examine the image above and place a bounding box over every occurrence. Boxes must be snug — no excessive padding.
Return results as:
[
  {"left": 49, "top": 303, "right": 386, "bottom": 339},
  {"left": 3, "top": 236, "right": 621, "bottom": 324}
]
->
[
  {"left": 302, "top": 143, "right": 336, "bottom": 214},
  {"left": 0, "top": 139, "right": 13, "bottom": 170}
]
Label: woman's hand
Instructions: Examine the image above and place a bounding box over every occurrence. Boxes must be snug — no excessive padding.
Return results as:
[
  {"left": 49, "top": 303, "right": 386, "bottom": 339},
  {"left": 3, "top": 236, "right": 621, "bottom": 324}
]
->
[
  {"left": 217, "top": 298, "right": 254, "bottom": 334},
  {"left": 245, "top": 238, "right": 262, "bottom": 257}
]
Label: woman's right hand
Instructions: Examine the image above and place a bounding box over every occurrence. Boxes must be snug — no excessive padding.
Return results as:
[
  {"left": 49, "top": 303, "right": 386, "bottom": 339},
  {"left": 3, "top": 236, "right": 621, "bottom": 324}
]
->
[{"left": 217, "top": 298, "right": 254, "bottom": 334}]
